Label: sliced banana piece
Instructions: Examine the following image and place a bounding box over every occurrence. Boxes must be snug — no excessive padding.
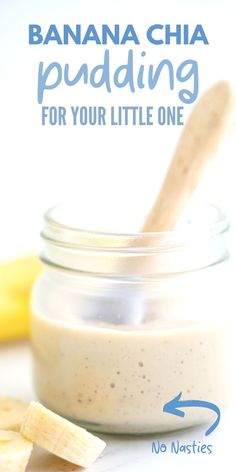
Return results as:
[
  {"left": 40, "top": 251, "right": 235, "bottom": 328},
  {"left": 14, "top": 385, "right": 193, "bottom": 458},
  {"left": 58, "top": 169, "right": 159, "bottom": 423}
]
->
[
  {"left": 0, "top": 430, "right": 33, "bottom": 472},
  {"left": 20, "top": 402, "right": 106, "bottom": 468},
  {"left": 0, "top": 397, "right": 28, "bottom": 432}
]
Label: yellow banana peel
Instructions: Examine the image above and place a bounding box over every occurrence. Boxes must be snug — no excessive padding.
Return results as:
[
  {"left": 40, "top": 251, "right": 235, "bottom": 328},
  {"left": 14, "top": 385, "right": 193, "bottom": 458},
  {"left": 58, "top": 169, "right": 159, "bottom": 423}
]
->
[{"left": 0, "top": 255, "right": 42, "bottom": 342}]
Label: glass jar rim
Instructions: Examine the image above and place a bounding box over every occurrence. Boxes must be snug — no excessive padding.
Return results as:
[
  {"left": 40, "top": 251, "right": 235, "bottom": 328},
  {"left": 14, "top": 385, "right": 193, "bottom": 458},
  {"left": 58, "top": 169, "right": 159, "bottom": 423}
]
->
[
  {"left": 42, "top": 202, "right": 229, "bottom": 253},
  {"left": 40, "top": 202, "right": 230, "bottom": 275}
]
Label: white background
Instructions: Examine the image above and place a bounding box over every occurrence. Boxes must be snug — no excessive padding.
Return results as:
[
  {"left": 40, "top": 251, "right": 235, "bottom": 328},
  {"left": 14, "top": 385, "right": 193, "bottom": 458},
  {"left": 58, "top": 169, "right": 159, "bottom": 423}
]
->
[{"left": 0, "top": 0, "right": 236, "bottom": 258}]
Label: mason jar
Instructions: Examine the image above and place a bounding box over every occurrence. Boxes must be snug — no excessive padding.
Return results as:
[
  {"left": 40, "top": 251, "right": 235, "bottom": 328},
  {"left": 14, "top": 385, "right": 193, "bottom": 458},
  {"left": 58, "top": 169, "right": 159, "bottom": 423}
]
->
[{"left": 31, "top": 203, "right": 233, "bottom": 434}]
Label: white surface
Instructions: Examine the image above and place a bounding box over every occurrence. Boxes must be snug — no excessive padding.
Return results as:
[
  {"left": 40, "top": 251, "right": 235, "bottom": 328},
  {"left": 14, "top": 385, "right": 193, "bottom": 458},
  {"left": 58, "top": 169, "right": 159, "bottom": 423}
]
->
[{"left": 0, "top": 341, "right": 234, "bottom": 471}]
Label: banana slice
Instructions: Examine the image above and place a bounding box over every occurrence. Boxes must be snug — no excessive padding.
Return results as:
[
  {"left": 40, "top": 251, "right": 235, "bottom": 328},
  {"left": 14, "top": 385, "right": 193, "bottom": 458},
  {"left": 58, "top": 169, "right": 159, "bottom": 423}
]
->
[
  {"left": 0, "top": 430, "right": 33, "bottom": 472},
  {"left": 0, "top": 397, "right": 28, "bottom": 432},
  {"left": 20, "top": 402, "right": 106, "bottom": 468}
]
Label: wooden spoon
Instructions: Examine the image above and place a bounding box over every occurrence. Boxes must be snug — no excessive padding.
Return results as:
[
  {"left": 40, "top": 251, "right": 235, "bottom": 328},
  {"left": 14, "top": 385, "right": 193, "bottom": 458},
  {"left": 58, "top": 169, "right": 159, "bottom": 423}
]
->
[
  {"left": 80, "top": 82, "right": 235, "bottom": 325},
  {"left": 142, "top": 81, "right": 234, "bottom": 232}
]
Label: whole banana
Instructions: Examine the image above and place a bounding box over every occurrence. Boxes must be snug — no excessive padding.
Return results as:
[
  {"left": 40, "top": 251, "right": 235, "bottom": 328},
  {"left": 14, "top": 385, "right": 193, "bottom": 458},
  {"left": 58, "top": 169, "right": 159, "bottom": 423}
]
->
[{"left": 0, "top": 255, "right": 42, "bottom": 341}]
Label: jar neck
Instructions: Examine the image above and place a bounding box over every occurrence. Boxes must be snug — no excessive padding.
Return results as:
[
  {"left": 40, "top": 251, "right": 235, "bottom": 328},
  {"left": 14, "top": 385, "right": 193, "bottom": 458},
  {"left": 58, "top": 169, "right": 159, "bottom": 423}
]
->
[{"left": 41, "top": 204, "right": 229, "bottom": 277}]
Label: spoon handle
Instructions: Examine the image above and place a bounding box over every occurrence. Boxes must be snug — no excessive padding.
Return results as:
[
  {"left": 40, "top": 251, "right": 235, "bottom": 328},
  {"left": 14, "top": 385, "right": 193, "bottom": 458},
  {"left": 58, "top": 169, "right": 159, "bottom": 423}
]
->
[{"left": 142, "top": 81, "right": 234, "bottom": 232}]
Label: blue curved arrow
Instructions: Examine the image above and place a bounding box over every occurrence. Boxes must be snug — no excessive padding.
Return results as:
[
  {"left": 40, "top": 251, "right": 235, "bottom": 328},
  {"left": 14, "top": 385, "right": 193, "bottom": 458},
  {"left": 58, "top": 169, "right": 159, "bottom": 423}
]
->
[{"left": 163, "top": 392, "right": 221, "bottom": 436}]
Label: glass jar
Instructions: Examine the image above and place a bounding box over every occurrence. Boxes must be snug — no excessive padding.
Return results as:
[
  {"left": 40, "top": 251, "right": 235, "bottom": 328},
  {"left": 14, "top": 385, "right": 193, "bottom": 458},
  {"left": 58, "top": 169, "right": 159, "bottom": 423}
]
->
[{"left": 31, "top": 203, "right": 233, "bottom": 434}]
